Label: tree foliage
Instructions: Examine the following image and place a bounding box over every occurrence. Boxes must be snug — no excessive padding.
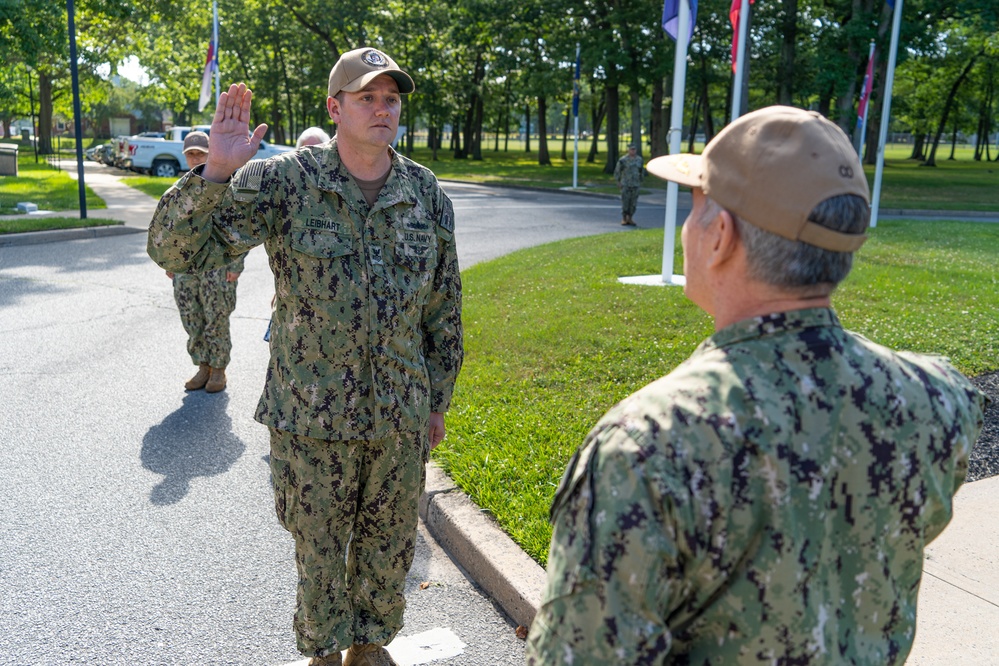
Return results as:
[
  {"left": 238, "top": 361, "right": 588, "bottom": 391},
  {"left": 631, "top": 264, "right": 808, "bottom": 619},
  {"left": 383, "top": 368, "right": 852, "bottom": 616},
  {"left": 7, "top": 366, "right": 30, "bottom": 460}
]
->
[{"left": 3, "top": 0, "right": 996, "bottom": 162}]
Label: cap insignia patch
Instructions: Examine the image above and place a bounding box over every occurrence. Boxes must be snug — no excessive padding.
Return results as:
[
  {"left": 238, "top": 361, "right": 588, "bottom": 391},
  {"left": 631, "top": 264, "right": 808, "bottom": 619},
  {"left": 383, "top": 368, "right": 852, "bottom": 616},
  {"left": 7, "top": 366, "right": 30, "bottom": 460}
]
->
[{"left": 362, "top": 50, "right": 388, "bottom": 68}]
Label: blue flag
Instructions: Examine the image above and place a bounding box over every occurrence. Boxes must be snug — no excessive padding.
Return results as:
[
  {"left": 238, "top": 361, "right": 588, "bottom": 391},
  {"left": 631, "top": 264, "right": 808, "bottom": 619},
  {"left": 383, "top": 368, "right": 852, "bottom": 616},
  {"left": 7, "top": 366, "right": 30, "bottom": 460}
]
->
[
  {"left": 663, "top": 0, "right": 698, "bottom": 42},
  {"left": 886, "top": 0, "right": 894, "bottom": 7}
]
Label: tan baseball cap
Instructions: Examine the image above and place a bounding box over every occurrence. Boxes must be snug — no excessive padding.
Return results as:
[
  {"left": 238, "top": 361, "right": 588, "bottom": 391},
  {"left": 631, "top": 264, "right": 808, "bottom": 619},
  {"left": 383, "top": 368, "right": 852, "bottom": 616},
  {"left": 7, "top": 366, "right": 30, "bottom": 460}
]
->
[
  {"left": 647, "top": 106, "right": 871, "bottom": 252},
  {"left": 182, "top": 131, "right": 209, "bottom": 154},
  {"left": 328, "top": 48, "right": 415, "bottom": 99}
]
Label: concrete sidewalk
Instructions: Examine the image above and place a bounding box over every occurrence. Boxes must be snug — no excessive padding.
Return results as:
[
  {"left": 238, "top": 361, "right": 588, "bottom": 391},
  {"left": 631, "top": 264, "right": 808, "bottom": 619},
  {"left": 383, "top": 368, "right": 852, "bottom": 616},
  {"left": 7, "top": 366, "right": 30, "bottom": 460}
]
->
[{"left": 3, "top": 161, "right": 997, "bottom": 663}]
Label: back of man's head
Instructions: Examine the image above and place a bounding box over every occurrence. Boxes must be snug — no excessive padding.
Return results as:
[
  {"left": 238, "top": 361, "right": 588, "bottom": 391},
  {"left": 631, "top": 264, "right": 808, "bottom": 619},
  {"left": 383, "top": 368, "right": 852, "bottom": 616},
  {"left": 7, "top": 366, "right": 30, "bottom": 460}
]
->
[
  {"left": 296, "top": 127, "right": 331, "bottom": 149},
  {"left": 648, "top": 106, "right": 872, "bottom": 289}
]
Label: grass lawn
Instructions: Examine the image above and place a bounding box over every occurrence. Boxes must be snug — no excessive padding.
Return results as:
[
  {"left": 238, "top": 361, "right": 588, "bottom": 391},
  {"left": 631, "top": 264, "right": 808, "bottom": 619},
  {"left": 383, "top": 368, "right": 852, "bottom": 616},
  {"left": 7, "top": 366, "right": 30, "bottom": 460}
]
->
[
  {"left": 126, "top": 174, "right": 180, "bottom": 199},
  {"left": 0, "top": 154, "right": 105, "bottom": 216},
  {"left": 435, "top": 219, "right": 999, "bottom": 565},
  {"left": 0, "top": 216, "right": 122, "bottom": 234}
]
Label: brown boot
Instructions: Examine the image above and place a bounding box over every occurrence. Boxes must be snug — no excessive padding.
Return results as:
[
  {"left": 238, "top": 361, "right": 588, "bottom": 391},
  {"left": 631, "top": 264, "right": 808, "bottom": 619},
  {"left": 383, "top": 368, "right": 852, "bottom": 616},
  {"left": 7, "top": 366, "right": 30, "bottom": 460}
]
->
[
  {"left": 205, "top": 366, "right": 227, "bottom": 393},
  {"left": 344, "top": 644, "right": 397, "bottom": 666},
  {"left": 308, "top": 652, "right": 343, "bottom": 666},
  {"left": 184, "top": 364, "right": 210, "bottom": 391},
  {"left": 621, "top": 215, "right": 629, "bottom": 226},
  {"left": 626, "top": 213, "right": 637, "bottom": 226}
]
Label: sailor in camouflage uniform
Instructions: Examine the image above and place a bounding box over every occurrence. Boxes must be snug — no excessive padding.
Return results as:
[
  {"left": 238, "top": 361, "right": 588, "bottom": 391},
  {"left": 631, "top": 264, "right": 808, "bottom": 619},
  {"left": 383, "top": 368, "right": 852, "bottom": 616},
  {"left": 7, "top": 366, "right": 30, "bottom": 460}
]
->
[
  {"left": 527, "top": 106, "right": 988, "bottom": 665},
  {"left": 166, "top": 130, "right": 243, "bottom": 394},
  {"left": 613, "top": 143, "right": 644, "bottom": 226},
  {"left": 147, "top": 49, "right": 462, "bottom": 666}
]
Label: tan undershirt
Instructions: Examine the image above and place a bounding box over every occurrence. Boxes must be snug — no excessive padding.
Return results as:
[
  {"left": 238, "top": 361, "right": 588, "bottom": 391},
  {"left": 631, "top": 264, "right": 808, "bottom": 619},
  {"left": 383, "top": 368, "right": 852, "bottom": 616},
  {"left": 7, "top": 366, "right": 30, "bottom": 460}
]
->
[{"left": 353, "top": 170, "right": 391, "bottom": 210}]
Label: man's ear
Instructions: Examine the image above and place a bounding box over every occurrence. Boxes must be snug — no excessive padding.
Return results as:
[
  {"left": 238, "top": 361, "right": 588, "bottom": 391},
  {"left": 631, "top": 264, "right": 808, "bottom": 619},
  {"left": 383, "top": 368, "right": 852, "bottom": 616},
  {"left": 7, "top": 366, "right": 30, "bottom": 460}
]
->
[
  {"left": 326, "top": 96, "right": 339, "bottom": 122},
  {"left": 707, "top": 209, "right": 740, "bottom": 268}
]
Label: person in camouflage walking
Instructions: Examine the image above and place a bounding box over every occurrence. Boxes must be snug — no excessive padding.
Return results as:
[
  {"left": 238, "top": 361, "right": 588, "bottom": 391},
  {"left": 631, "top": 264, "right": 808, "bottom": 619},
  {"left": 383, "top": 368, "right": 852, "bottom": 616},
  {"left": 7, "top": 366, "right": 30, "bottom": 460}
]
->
[
  {"left": 164, "top": 131, "right": 243, "bottom": 393},
  {"left": 613, "top": 143, "right": 644, "bottom": 226},
  {"left": 526, "top": 106, "right": 988, "bottom": 665},
  {"left": 147, "top": 48, "right": 463, "bottom": 666}
]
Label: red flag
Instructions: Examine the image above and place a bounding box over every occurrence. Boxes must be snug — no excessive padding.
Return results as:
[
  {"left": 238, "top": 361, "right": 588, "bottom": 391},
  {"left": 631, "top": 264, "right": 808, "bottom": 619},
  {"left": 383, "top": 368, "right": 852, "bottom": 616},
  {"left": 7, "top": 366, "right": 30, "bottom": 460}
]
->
[{"left": 730, "top": 0, "right": 755, "bottom": 73}]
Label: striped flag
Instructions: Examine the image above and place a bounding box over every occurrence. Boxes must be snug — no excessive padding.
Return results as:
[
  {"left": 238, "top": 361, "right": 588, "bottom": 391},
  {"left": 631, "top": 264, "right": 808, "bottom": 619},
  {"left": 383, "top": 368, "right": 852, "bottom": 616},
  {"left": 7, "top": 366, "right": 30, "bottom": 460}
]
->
[
  {"left": 198, "top": 36, "right": 217, "bottom": 112},
  {"left": 857, "top": 44, "right": 876, "bottom": 133}
]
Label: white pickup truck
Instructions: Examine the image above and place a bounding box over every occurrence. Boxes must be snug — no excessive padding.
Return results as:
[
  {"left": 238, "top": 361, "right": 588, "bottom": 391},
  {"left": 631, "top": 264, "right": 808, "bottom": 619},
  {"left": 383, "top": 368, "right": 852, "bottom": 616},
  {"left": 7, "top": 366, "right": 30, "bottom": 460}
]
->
[{"left": 125, "top": 125, "right": 293, "bottom": 177}]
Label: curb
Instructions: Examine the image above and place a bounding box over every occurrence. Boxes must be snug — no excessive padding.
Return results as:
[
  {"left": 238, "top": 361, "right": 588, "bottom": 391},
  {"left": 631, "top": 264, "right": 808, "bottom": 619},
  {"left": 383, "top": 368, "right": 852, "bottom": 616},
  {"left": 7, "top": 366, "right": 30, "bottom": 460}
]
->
[
  {"left": 0, "top": 224, "right": 143, "bottom": 248},
  {"left": 419, "top": 463, "right": 546, "bottom": 628}
]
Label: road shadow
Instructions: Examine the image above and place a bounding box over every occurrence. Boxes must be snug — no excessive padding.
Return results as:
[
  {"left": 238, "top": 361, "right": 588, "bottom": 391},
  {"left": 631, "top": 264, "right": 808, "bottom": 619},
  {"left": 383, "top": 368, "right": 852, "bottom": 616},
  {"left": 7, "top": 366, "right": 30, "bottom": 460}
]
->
[{"left": 141, "top": 391, "right": 245, "bottom": 505}]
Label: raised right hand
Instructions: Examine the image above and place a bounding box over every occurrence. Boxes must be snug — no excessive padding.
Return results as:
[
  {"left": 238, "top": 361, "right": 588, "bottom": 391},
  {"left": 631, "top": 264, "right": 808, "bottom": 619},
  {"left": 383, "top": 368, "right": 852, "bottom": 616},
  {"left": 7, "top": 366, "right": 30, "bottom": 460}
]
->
[{"left": 202, "top": 83, "right": 269, "bottom": 183}]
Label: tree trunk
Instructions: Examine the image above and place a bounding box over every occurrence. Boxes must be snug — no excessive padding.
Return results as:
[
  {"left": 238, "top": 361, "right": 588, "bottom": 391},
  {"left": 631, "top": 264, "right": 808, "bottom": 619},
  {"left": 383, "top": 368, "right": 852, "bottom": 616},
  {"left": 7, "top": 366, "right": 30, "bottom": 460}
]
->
[
  {"left": 687, "top": 96, "right": 701, "bottom": 152},
  {"left": 38, "top": 71, "right": 54, "bottom": 155},
  {"left": 948, "top": 115, "right": 958, "bottom": 160},
  {"left": 603, "top": 83, "right": 619, "bottom": 174},
  {"left": 924, "top": 51, "right": 982, "bottom": 167},
  {"left": 700, "top": 54, "right": 714, "bottom": 140},
  {"left": 524, "top": 103, "right": 531, "bottom": 152},
  {"left": 909, "top": 133, "right": 925, "bottom": 160},
  {"left": 537, "top": 95, "right": 551, "bottom": 166},
  {"left": 587, "top": 93, "right": 606, "bottom": 163},
  {"left": 560, "top": 103, "right": 570, "bottom": 160},
  {"left": 777, "top": 0, "right": 798, "bottom": 105},
  {"left": 650, "top": 76, "right": 666, "bottom": 157},
  {"left": 630, "top": 88, "right": 642, "bottom": 154},
  {"left": 472, "top": 96, "right": 484, "bottom": 160}
]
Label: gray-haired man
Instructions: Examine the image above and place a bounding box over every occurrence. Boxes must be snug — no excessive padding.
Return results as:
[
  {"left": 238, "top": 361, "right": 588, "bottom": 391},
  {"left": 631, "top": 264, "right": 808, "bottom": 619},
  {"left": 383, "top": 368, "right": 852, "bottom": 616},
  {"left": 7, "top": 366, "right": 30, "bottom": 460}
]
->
[{"left": 527, "top": 106, "right": 987, "bottom": 665}]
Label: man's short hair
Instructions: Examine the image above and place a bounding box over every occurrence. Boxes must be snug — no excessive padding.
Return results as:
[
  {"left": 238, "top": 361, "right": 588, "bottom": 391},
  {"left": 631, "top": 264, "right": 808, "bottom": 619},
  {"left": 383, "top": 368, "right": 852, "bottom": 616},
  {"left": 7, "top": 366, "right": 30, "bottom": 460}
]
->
[
  {"left": 735, "top": 194, "right": 869, "bottom": 289},
  {"left": 647, "top": 106, "right": 871, "bottom": 253}
]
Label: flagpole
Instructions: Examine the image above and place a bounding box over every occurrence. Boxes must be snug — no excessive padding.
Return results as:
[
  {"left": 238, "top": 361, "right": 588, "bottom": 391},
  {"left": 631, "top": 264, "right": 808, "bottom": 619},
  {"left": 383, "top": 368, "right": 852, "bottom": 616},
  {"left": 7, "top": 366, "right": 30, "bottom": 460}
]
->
[
  {"left": 212, "top": 0, "right": 220, "bottom": 107},
  {"left": 657, "top": 0, "right": 690, "bottom": 285},
  {"left": 572, "top": 42, "right": 580, "bottom": 189},
  {"left": 731, "top": 0, "right": 749, "bottom": 121},
  {"left": 871, "top": 0, "right": 902, "bottom": 228}
]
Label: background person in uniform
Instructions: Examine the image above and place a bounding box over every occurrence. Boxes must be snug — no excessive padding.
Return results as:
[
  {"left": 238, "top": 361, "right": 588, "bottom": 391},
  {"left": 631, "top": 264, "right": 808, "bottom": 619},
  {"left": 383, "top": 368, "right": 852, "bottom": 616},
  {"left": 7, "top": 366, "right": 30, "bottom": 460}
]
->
[
  {"left": 163, "top": 130, "right": 243, "bottom": 393},
  {"left": 526, "top": 106, "right": 987, "bottom": 665},
  {"left": 147, "top": 48, "right": 462, "bottom": 666},
  {"left": 296, "top": 126, "right": 331, "bottom": 148},
  {"left": 613, "top": 142, "right": 644, "bottom": 226}
]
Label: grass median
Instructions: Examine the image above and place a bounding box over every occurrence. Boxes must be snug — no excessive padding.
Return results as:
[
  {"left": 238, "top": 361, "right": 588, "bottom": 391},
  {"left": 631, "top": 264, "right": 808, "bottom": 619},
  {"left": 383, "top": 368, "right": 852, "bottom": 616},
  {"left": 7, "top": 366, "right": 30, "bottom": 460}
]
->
[
  {"left": 436, "top": 219, "right": 999, "bottom": 564},
  {"left": 0, "top": 154, "right": 105, "bottom": 218}
]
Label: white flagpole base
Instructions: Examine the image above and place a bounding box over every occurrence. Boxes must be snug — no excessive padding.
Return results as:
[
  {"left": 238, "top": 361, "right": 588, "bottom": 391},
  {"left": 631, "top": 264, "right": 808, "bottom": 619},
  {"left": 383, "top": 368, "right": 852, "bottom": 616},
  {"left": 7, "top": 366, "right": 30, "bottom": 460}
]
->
[{"left": 618, "top": 274, "right": 686, "bottom": 287}]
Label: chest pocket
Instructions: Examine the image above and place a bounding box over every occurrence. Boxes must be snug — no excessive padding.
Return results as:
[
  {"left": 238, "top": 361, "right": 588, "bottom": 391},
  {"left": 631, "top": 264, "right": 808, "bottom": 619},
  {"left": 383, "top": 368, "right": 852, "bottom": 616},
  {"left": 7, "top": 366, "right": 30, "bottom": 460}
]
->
[
  {"left": 394, "top": 227, "right": 439, "bottom": 273},
  {"left": 288, "top": 219, "right": 356, "bottom": 300}
]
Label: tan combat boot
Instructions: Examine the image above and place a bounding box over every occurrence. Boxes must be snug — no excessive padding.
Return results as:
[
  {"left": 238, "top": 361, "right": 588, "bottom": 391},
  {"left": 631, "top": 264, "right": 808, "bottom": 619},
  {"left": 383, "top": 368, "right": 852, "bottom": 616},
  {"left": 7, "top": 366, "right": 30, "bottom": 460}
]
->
[
  {"left": 343, "top": 644, "right": 398, "bottom": 666},
  {"left": 184, "top": 363, "right": 210, "bottom": 391},
  {"left": 205, "top": 366, "right": 227, "bottom": 393},
  {"left": 308, "top": 652, "right": 343, "bottom": 666},
  {"left": 621, "top": 214, "right": 629, "bottom": 225}
]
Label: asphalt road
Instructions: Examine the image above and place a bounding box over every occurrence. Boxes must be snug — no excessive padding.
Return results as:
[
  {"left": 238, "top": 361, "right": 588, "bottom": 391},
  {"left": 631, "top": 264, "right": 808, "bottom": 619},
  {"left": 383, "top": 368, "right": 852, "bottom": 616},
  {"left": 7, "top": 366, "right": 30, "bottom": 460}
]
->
[{"left": 0, "top": 181, "right": 680, "bottom": 665}]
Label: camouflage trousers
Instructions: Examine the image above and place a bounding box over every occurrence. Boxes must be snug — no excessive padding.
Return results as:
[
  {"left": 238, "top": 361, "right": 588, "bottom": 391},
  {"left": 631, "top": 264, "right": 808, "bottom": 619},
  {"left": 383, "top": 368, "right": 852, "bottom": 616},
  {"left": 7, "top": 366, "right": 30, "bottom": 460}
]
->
[
  {"left": 620, "top": 186, "right": 640, "bottom": 216},
  {"left": 172, "top": 268, "right": 237, "bottom": 368},
  {"left": 269, "top": 427, "right": 429, "bottom": 657}
]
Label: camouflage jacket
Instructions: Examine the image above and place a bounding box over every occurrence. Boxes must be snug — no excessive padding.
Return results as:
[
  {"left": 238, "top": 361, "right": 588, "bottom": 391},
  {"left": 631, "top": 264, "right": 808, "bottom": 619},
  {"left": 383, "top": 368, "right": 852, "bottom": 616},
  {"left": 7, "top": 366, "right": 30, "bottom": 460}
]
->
[
  {"left": 527, "top": 308, "right": 986, "bottom": 665},
  {"left": 614, "top": 154, "right": 645, "bottom": 188},
  {"left": 148, "top": 141, "right": 463, "bottom": 440}
]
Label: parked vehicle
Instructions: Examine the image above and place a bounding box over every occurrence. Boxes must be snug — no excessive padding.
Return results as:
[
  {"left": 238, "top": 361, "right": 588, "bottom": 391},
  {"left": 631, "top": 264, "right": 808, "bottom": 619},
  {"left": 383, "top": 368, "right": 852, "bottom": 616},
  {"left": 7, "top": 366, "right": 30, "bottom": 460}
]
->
[{"left": 125, "top": 126, "right": 292, "bottom": 177}]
